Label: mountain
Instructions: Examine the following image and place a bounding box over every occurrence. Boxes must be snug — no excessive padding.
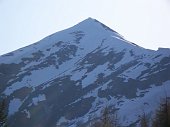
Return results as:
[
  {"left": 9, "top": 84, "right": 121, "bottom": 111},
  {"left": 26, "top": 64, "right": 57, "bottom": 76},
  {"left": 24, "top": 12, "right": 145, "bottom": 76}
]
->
[{"left": 0, "top": 18, "right": 170, "bottom": 127}]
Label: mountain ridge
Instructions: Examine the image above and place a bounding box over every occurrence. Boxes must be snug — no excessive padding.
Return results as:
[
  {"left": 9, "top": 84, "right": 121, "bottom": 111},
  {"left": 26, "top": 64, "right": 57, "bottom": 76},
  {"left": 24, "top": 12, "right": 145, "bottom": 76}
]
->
[{"left": 1, "top": 17, "right": 169, "bottom": 58}]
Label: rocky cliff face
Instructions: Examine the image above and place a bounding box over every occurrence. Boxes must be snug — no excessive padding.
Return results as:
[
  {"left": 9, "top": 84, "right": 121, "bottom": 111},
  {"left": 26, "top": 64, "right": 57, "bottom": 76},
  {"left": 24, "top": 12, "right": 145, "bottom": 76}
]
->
[{"left": 0, "top": 18, "right": 170, "bottom": 127}]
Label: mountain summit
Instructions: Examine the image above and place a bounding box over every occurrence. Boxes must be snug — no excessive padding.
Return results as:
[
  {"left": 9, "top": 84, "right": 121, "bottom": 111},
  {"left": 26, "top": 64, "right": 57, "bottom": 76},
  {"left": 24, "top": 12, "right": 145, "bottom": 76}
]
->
[{"left": 0, "top": 18, "right": 170, "bottom": 127}]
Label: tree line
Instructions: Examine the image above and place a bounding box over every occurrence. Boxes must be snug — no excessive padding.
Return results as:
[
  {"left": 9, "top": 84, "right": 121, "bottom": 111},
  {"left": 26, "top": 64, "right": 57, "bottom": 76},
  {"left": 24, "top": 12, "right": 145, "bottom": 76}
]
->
[
  {"left": 90, "top": 97, "right": 170, "bottom": 127},
  {"left": 0, "top": 97, "right": 169, "bottom": 127}
]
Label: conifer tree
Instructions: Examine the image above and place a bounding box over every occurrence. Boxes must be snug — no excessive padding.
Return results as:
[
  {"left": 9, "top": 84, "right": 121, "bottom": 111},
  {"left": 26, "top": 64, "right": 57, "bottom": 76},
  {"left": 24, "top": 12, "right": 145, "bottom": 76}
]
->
[
  {"left": 102, "top": 107, "right": 112, "bottom": 127},
  {"left": 152, "top": 97, "right": 170, "bottom": 127},
  {"left": 0, "top": 99, "right": 7, "bottom": 127},
  {"left": 140, "top": 112, "right": 148, "bottom": 127},
  {"left": 91, "top": 107, "right": 119, "bottom": 127}
]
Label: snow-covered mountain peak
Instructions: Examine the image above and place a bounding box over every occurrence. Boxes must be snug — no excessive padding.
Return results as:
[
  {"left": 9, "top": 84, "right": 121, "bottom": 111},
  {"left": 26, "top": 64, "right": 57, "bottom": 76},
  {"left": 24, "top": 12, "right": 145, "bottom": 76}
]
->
[
  {"left": 0, "top": 18, "right": 135, "bottom": 63},
  {"left": 68, "top": 17, "right": 121, "bottom": 37},
  {"left": 0, "top": 18, "right": 170, "bottom": 127}
]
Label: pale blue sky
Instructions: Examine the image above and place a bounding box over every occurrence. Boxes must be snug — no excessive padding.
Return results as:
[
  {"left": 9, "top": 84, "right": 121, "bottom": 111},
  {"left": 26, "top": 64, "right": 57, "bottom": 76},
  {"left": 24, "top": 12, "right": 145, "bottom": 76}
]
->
[{"left": 0, "top": 0, "right": 170, "bottom": 55}]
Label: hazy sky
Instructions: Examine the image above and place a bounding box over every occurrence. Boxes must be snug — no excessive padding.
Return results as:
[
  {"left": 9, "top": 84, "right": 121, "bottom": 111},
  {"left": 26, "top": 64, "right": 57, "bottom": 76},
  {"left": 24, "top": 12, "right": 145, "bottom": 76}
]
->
[{"left": 0, "top": 0, "right": 170, "bottom": 55}]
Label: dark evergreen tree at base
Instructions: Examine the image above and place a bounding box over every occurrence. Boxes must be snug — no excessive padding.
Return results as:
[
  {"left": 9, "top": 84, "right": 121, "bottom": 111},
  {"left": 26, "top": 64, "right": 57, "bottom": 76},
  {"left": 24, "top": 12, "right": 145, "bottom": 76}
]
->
[
  {"left": 90, "top": 107, "right": 119, "bottom": 127},
  {"left": 152, "top": 97, "right": 170, "bottom": 127},
  {"left": 0, "top": 99, "right": 7, "bottom": 127},
  {"left": 140, "top": 112, "right": 149, "bottom": 127}
]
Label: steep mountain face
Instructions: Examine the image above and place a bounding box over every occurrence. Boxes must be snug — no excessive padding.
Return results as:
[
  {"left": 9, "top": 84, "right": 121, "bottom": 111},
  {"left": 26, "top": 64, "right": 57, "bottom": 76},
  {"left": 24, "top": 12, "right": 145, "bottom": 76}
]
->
[{"left": 0, "top": 18, "right": 170, "bottom": 127}]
